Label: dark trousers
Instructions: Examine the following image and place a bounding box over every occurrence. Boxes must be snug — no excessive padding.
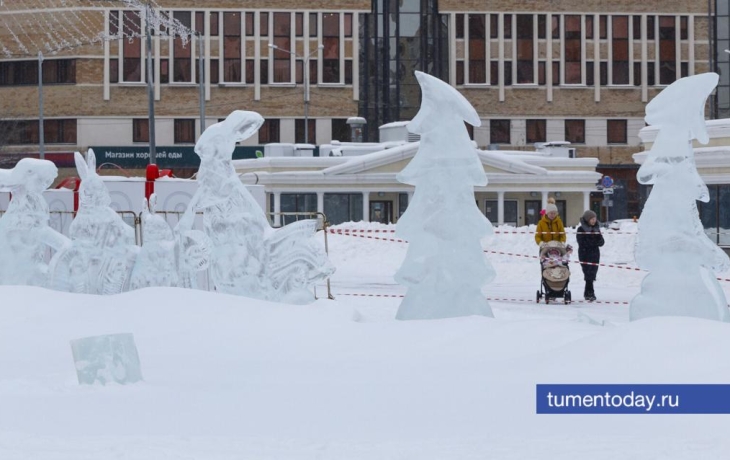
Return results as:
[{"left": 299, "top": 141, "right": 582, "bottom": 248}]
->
[{"left": 584, "top": 279, "right": 594, "bottom": 297}]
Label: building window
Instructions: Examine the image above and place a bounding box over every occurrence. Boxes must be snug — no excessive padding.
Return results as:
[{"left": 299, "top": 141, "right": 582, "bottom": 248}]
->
[
  {"left": 122, "top": 11, "right": 142, "bottom": 82},
  {"left": 322, "top": 12, "right": 340, "bottom": 83},
  {"left": 174, "top": 119, "right": 196, "bottom": 144},
  {"left": 209, "top": 12, "right": 219, "bottom": 36},
  {"left": 159, "top": 59, "right": 170, "bottom": 84},
  {"left": 538, "top": 14, "right": 547, "bottom": 39},
  {"left": 279, "top": 193, "right": 317, "bottom": 225},
  {"left": 469, "top": 14, "right": 487, "bottom": 84},
  {"left": 43, "top": 60, "right": 76, "bottom": 84},
  {"left": 516, "top": 14, "right": 534, "bottom": 84},
  {"left": 260, "top": 59, "right": 269, "bottom": 84},
  {"left": 647, "top": 16, "right": 655, "bottom": 40},
  {"left": 659, "top": 16, "right": 677, "bottom": 85},
  {"left": 223, "top": 12, "right": 241, "bottom": 83},
  {"left": 258, "top": 119, "right": 280, "bottom": 143},
  {"left": 599, "top": 15, "right": 608, "bottom": 39},
  {"left": 273, "top": 12, "right": 292, "bottom": 83},
  {"left": 526, "top": 119, "right": 546, "bottom": 144},
  {"left": 296, "top": 13, "right": 304, "bottom": 37},
  {"left": 44, "top": 119, "right": 77, "bottom": 144},
  {"left": 490, "top": 119, "right": 511, "bottom": 144},
  {"left": 455, "top": 14, "right": 464, "bottom": 39},
  {"left": 612, "top": 16, "right": 630, "bottom": 85},
  {"left": 209, "top": 58, "right": 219, "bottom": 84},
  {"left": 246, "top": 60, "right": 255, "bottom": 84},
  {"left": 607, "top": 119, "right": 627, "bottom": 144},
  {"left": 586, "top": 15, "right": 594, "bottom": 40},
  {"left": 0, "top": 119, "right": 76, "bottom": 145},
  {"left": 133, "top": 119, "right": 149, "bottom": 143},
  {"left": 295, "top": 119, "right": 317, "bottom": 144},
  {"left": 503, "top": 14, "right": 512, "bottom": 39},
  {"left": 564, "top": 15, "right": 581, "bottom": 84},
  {"left": 565, "top": 119, "right": 585, "bottom": 144},
  {"left": 309, "top": 13, "right": 318, "bottom": 38},
  {"left": 324, "top": 193, "right": 363, "bottom": 225},
  {"left": 109, "top": 10, "right": 119, "bottom": 36},
  {"left": 194, "top": 11, "right": 205, "bottom": 35},
  {"left": 173, "top": 11, "right": 192, "bottom": 82},
  {"left": 0, "top": 59, "right": 76, "bottom": 86},
  {"left": 260, "top": 12, "right": 269, "bottom": 36},
  {"left": 344, "top": 13, "right": 353, "bottom": 37},
  {"left": 552, "top": 15, "right": 560, "bottom": 39},
  {"left": 632, "top": 15, "right": 641, "bottom": 40}
]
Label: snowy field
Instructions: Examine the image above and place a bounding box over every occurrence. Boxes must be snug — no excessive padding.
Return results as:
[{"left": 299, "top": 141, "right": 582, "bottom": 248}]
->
[{"left": 2, "top": 221, "right": 730, "bottom": 459}]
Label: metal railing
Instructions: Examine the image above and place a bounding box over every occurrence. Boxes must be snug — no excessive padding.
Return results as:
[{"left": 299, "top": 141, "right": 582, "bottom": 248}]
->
[
  {"left": 267, "top": 211, "right": 333, "bottom": 300},
  {"left": 0, "top": 208, "right": 334, "bottom": 299}
]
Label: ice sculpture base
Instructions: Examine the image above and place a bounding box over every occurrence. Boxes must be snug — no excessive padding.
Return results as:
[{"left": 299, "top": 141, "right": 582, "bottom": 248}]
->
[
  {"left": 630, "top": 268, "right": 730, "bottom": 322},
  {"left": 70, "top": 333, "right": 143, "bottom": 385}
]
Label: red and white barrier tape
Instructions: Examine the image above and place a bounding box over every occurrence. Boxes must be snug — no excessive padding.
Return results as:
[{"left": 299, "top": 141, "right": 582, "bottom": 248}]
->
[
  {"left": 328, "top": 231, "right": 730, "bottom": 282},
  {"left": 336, "top": 292, "right": 629, "bottom": 305},
  {"left": 328, "top": 228, "right": 639, "bottom": 235}
]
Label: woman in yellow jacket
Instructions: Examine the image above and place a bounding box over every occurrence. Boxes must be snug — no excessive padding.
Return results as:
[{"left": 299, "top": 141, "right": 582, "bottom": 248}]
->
[{"left": 535, "top": 198, "right": 566, "bottom": 245}]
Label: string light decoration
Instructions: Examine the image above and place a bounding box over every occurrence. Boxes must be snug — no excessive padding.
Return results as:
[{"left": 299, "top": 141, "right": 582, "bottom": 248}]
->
[{"left": 0, "top": 0, "right": 193, "bottom": 58}]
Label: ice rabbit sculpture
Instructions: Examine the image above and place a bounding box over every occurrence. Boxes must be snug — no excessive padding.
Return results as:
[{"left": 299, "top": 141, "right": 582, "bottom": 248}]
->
[
  {"left": 48, "top": 149, "right": 139, "bottom": 294},
  {"left": 394, "top": 71, "right": 495, "bottom": 320},
  {"left": 630, "top": 72, "right": 730, "bottom": 322},
  {"left": 176, "top": 110, "right": 334, "bottom": 303},
  {"left": 0, "top": 158, "right": 69, "bottom": 286}
]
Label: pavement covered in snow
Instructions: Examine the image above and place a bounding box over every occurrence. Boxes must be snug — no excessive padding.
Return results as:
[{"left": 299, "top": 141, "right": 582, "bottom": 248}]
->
[{"left": 1, "top": 222, "right": 730, "bottom": 459}]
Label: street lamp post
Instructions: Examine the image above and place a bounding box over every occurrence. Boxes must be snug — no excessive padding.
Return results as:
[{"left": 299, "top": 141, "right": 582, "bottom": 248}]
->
[{"left": 268, "top": 44, "right": 323, "bottom": 144}]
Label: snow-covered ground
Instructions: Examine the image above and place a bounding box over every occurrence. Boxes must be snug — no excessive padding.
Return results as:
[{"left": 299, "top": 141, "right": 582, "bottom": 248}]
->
[{"left": 2, "top": 222, "right": 730, "bottom": 459}]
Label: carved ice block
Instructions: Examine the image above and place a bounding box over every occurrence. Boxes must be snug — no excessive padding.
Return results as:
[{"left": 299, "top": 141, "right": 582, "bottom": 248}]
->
[{"left": 70, "top": 333, "right": 143, "bottom": 385}]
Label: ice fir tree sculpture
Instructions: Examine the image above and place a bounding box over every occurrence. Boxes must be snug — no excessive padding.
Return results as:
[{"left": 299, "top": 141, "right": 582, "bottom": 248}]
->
[
  {"left": 394, "top": 71, "right": 495, "bottom": 320},
  {"left": 630, "top": 73, "right": 730, "bottom": 322}
]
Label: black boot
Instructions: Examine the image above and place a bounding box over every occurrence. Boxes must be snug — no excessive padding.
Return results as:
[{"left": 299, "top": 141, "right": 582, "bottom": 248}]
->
[{"left": 584, "top": 280, "right": 595, "bottom": 301}]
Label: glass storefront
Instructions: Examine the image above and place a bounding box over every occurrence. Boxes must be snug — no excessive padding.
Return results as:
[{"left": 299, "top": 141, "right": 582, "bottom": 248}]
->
[{"left": 359, "top": 0, "right": 449, "bottom": 141}]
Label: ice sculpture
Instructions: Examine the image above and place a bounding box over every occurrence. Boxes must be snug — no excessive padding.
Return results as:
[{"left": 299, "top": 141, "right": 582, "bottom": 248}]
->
[
  {"left": 0, "top": 158, "right": 69, "bottom": 286},
  {"left": 129, "top": 194, "right": 179, "bottom": 289},
  {"left": 48, "top": 149, "right": 139, "bottom": 294},
  {"left": 630, "top": 73, "right": 730, "bottom": 322},
  {"left": 70, "top": 333, "right": 143, "bottom": 385},
  {"left": 176, "top": 110, "right": 334, "bottom": 303},
  {"left": 394, "top": 71, "right": 495, "bottom": 320}
]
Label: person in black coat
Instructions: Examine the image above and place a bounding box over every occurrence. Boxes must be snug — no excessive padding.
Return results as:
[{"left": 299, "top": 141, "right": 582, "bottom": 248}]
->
[{"left": 576, "top": 210, "right": 604, "bottom": 301}]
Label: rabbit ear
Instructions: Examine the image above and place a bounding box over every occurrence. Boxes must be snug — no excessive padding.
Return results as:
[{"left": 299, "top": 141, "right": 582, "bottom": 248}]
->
[
  {"left": 74, "top": 151, "right": 88, "bottom": 180},
  {"left": 86, "top": 148, "right": 97, "bottom": 173}
]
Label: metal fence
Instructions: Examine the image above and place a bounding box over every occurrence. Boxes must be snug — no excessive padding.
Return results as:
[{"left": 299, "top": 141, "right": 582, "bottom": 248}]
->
[{"left": 0, "top": 209, "right": 334, "bottom": 299}]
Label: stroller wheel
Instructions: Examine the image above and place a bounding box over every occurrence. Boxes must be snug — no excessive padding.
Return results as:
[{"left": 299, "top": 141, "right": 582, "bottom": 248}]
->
[
  {"left": 565, "top": 291, "right": 572, "bottom": 304},
  {"left": 536, "top": 290, "right": 541, "bottom": 303},
  {"left": 545, "top": 296, "right": 550, "bottom": 305}
]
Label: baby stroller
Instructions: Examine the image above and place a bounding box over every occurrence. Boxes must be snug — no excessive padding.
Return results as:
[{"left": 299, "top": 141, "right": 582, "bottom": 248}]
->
[{"left": 536, "top": 241, "right": 572, "bottom": 304}]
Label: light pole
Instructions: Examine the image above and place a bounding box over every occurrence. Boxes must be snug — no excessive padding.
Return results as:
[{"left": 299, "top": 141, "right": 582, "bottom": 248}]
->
[
  {"left": 268, "top": 43, "right": 323, "bottom": 144},
  {"left": 145, "top": 2, "right": 156, "bottom": 165}
]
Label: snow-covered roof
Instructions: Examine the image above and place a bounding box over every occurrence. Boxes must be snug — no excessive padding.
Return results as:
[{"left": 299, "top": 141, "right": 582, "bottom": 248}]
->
[{"left": 235, "top": 141, "right": 600, "bottom": 188}]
